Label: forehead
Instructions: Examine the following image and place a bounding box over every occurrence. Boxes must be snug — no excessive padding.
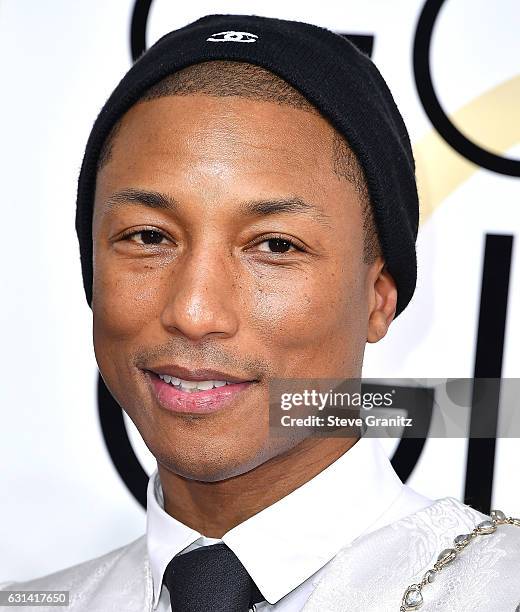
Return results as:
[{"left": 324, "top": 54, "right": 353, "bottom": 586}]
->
[
  {"left": 93, "top": 93, "right": 361, "bottom": 229},
  {"left": 98, "top": 94, "right": 336, "bottom": 178}
]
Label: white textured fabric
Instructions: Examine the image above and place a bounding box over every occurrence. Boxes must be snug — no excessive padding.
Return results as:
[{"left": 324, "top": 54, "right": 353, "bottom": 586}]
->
[
  {"left": 303, "top": 496, "right": 520, "bottom": 612},
  {"left": 2, "top": 437, "right": 519, "bottom": 610},
  {"left": 2, "top": 497, "right": 519, "bottom": 610},
  {"left": 0, "top": 535, "right": 152, "bottom": 611},
  {"left": 147, "top": 436, "right": 433, "bottom": 610},
  {"left": 1, "top": 499, "right": 519, "bottom": 610}
]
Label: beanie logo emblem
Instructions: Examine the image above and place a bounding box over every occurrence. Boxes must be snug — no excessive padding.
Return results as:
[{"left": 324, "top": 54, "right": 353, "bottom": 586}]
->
[{"left": 206, "top": 31, "right": 258, "bottom": 43}]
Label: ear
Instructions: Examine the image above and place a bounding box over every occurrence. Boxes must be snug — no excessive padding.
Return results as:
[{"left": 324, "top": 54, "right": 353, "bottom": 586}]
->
[{"left": 366, "top": 258, "right": 398, "bottom": 343}]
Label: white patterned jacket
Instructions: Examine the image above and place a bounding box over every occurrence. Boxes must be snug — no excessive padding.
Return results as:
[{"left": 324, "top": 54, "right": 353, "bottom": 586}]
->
[{"left": 1, "top": 497, "right": 519, "bottom": 611}]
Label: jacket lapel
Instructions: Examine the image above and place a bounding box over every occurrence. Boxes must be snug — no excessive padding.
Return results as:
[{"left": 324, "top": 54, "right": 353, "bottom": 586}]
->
[{"left": 301, "top": 497, "right": 484, "bottom": 611}]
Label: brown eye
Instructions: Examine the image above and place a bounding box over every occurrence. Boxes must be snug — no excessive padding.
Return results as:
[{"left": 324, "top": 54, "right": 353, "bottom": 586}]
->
[
  {"left": 138, "top": 230, "right": 165, "bottom": 245},
  {"left": 257, "top": 238, "right": 297, "bottom": 253},
  {"left": 122, "top": 229, "right": 168, "bottom": 245}
]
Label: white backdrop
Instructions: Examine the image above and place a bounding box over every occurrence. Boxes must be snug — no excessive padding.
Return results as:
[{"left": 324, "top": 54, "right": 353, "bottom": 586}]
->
[{"left": 1, "top": 0, "right": 519, "bottom": 582}]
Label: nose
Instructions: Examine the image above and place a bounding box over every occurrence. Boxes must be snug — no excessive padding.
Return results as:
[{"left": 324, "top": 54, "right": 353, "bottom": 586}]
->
[{"left": 160, "top": 244, "right": 240, "bottom": 341}]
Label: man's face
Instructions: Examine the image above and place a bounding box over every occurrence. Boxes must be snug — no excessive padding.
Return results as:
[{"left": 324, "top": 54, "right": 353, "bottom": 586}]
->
[{"left": 92, "top": 93, "right": 385, "bottom": 481}]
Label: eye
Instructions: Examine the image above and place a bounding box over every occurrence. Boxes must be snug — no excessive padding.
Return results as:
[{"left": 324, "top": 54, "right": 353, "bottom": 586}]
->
[
  {"left": 254, "top": 236, "right": 304, "bottom": 254},
  {"left": 120, "top": 229, "right": 169, "bottom": 245}
]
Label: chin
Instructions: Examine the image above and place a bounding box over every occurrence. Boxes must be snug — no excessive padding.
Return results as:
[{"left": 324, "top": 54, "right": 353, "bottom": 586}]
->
[
  {"left": 156, "top": 454, "right": 256, "bottom": 482},
  {"left": 151, "top": 435, "right": 269, "bottom": 482}
]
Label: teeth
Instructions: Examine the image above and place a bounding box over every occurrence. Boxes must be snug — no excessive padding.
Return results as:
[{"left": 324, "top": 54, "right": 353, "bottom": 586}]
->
[
  {"left": 157, "top": 374, "right": 232, "bottom": 392},
  {"left": 181, "top": 380, "right": 198, "bottom": 390},
  {"left": 196, "top": 380, "right": 214, "bottom": 391}
]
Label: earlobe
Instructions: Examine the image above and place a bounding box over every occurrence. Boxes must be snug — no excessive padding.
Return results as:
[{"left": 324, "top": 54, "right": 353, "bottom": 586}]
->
[{"left": 366, "top": 264, "right": 397, "bottom": 343}]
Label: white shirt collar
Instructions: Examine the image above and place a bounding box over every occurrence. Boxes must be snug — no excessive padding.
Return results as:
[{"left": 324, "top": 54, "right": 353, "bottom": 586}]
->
[{"left": 146, "top": 436, "right": 405, "bottom": 608}]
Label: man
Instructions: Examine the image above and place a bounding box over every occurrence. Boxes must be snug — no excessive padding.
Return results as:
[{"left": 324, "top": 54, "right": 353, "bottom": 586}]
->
[{"left": 2, "top": 13, "right": 519, "bottom": 612}]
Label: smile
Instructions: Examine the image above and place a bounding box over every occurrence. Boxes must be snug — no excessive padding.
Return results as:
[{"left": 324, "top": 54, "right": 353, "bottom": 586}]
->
[
  {"left": 157, "top": 373, "right": 232, "bottom": 392},
  {"left": 145, "top": 371, "right": 255, "bottom": 415}
]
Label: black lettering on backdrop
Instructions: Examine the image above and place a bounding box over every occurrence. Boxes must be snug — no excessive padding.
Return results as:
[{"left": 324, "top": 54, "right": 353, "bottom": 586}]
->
[
  {"left": 413, "top": 0, "right": 520, "bottom": 177},
  {"left": 464, "top": 234, "right": 514, "bottom": 513}
]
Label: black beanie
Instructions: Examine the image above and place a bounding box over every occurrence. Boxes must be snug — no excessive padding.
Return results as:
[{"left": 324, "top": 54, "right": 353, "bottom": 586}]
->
[{"left": 75, "top": 13, "right": 419, "bottom": 317}]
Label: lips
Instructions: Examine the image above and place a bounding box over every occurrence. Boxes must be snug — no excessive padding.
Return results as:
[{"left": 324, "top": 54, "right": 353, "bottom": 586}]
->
[
  {"left": 147, "top": 364, "right": 253, "bottom": 384},
  {"left": 143, "top": 367, "right": 257, "bottom": 415}
]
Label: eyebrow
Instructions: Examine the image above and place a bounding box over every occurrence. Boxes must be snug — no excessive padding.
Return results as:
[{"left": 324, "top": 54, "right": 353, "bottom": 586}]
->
[{"left": 103, "top": 188, "right": 332, "bottom": 228}]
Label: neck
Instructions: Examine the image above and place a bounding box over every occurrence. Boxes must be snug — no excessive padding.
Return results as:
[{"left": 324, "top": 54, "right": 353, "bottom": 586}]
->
[{"left": 158, "top": 436, "right": 359, "bottom": 538}]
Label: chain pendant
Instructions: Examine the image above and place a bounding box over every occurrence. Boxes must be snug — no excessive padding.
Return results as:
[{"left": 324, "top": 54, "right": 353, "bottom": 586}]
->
[{"left": 399, "top": 509, "right": 519, "bottom": 611}]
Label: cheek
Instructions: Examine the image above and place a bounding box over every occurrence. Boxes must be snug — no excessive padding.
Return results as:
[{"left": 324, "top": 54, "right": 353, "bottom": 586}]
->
[
  {"left": 92, "top": 260, "right": 165, "bottom": 341},
  {"left": 92, "top": 254, "right": 367, "bottom": 357},
  {"left": 246, "top": 263, "right": 365, "bottom": 349},
  {"left": 92, "top": 261, "right": 168, "bottom": 407}
]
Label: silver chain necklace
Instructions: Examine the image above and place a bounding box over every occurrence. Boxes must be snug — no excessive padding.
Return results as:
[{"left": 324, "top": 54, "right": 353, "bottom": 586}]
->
[{"left": 399, "top": 508, "right": 520, "bottom": 611}]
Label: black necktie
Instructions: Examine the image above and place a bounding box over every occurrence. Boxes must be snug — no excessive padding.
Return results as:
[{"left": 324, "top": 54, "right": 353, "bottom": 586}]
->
[{"left": 163, "top": 542, "right": 265, "bottom": 612}]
